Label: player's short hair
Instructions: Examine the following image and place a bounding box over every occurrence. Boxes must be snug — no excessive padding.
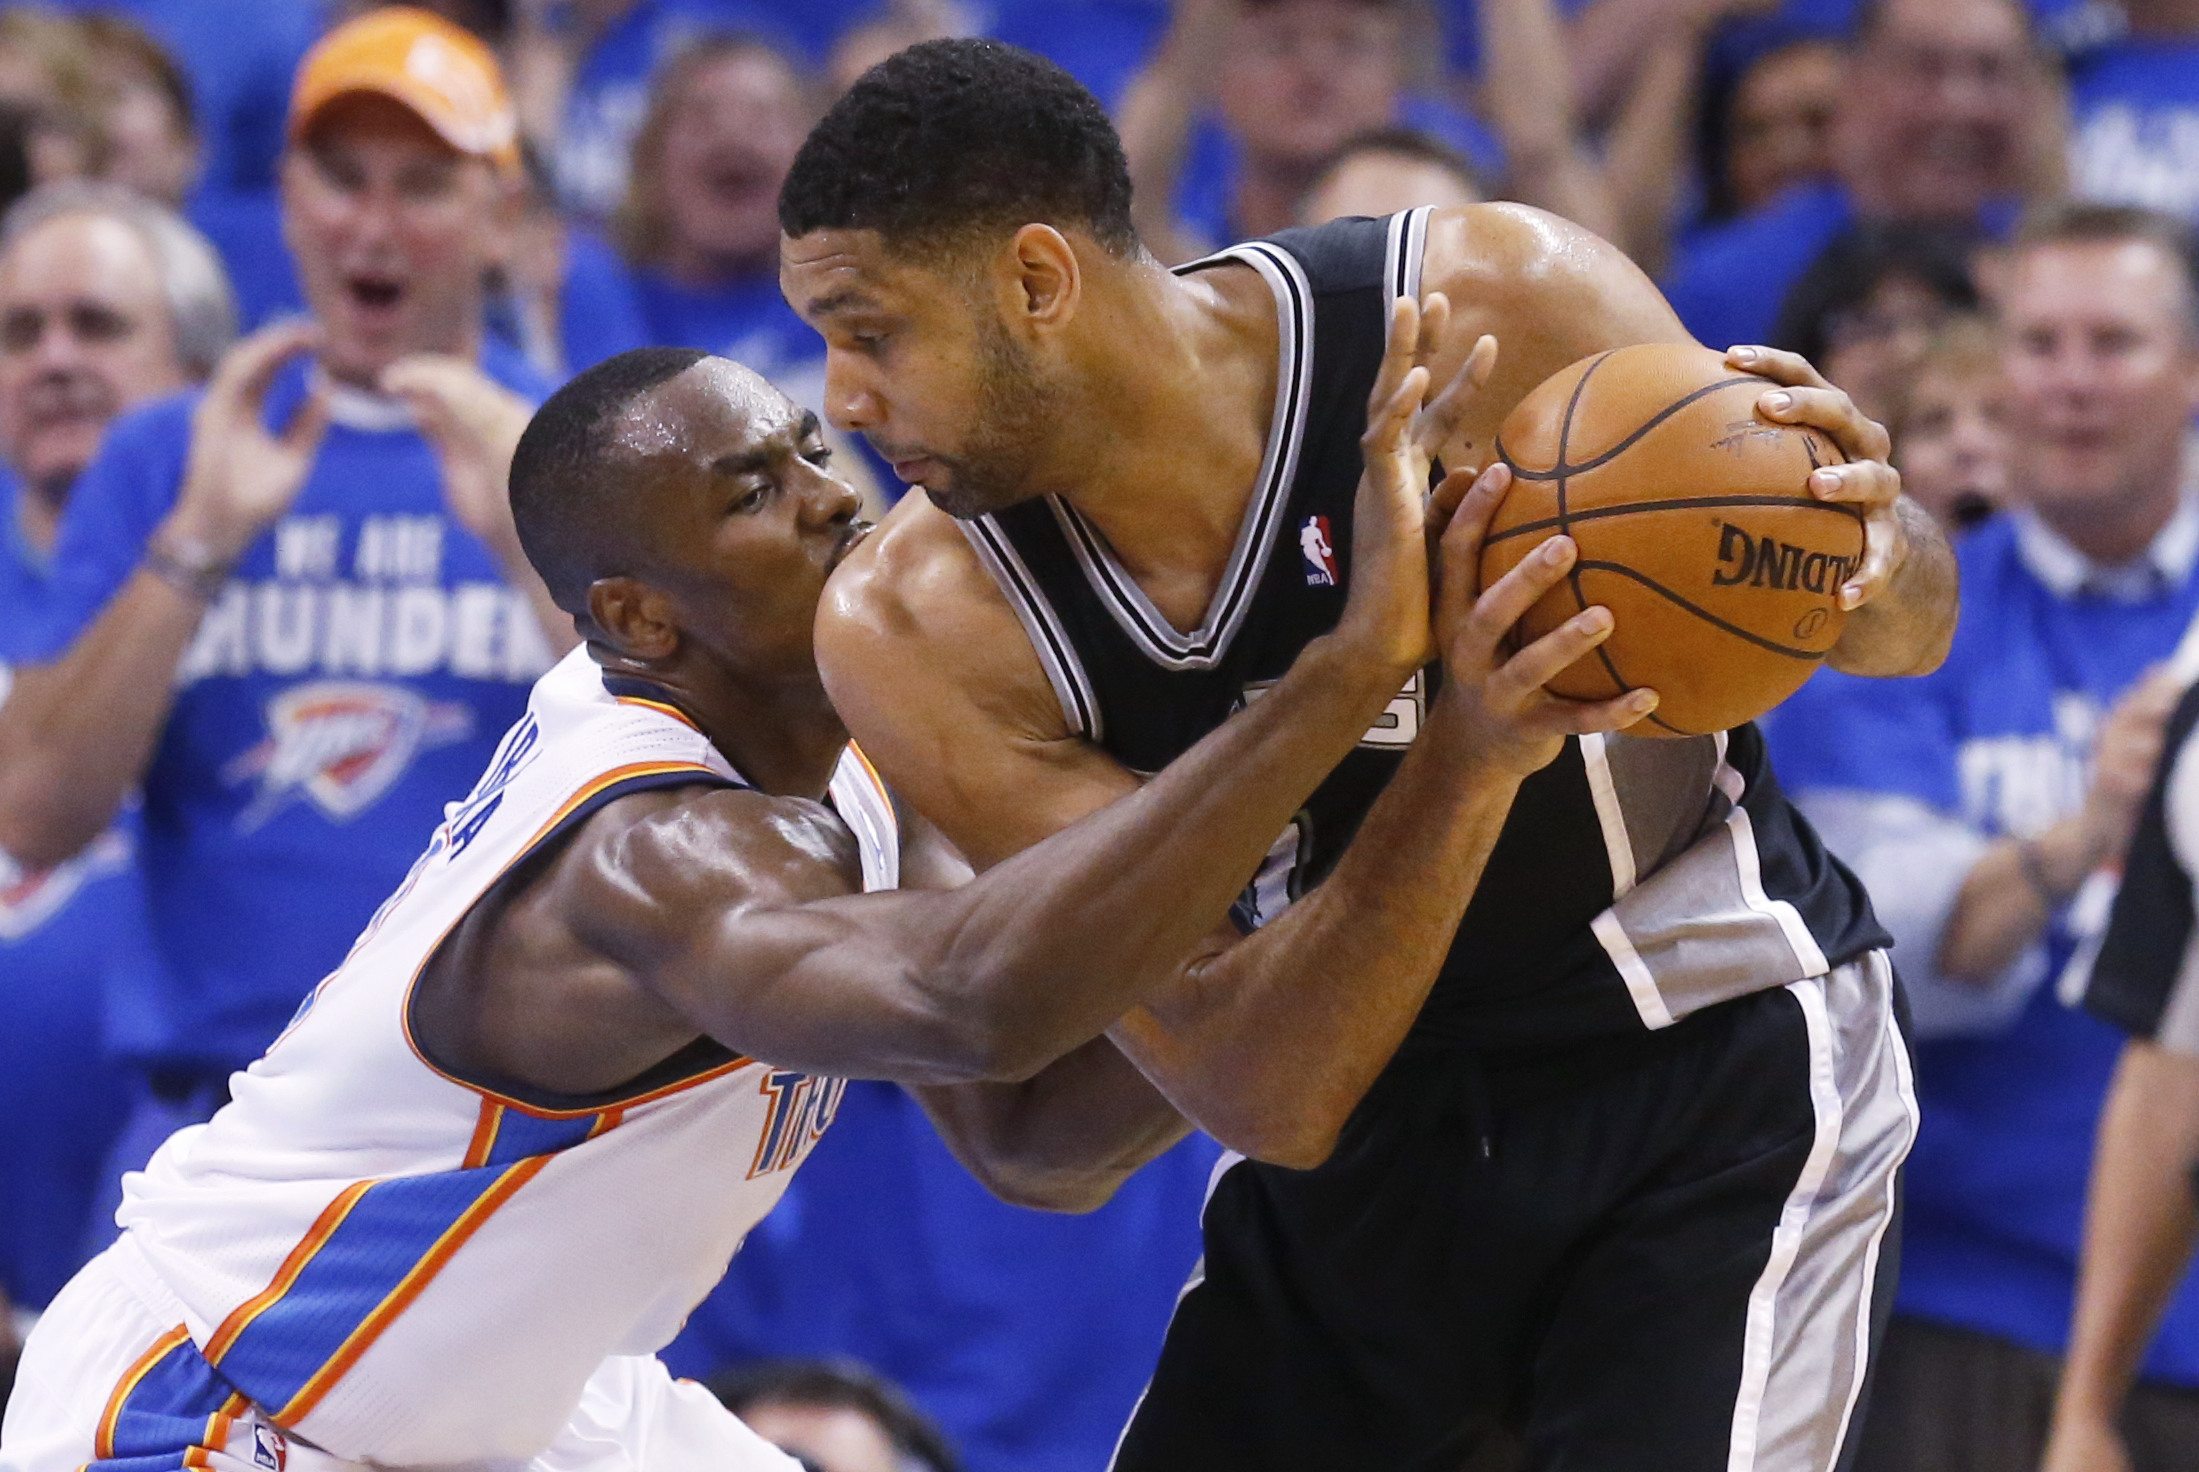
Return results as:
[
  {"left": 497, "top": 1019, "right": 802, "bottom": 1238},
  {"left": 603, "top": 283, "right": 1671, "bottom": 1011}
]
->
[
  {"left": 0, "top": 179, "right": 236, "bottom": 377},
  {"left": 2013, "top": 201, "right": 2199, "bottom": 343},
  {"left": 706, "top": 1357, "right": 964, "bottom": 1472},
  {"left": 777, "top": 38, "right": 1137, "bottom": 261},
  {"left": 508, "top": 346, "right": 712, "bottom": 613}
]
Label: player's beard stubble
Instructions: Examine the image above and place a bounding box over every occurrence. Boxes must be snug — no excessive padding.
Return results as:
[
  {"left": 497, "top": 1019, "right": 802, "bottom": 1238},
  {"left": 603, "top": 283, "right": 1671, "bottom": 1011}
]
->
[{"left": 918, "top": 313, "right": 1061, "bottom": 522}]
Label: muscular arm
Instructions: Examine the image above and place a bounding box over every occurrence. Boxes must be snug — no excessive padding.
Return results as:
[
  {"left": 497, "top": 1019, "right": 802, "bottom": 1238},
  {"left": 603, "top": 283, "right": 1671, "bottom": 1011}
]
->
[
  {"left": 1421, "top": 208, "right": 1954, "bottom": 676},
  {"left": 0, "top": 570, "right": 212, "bottom": 867},
  {"left": 562, "top": 609, "right": 1408, "bottom": 1086},
  {"left": 2044, "top": 1041, "right": 2199, "bottom": 1472},
  {"left": 824, "top": 468, "right": 1641, "bottom": 1171}
]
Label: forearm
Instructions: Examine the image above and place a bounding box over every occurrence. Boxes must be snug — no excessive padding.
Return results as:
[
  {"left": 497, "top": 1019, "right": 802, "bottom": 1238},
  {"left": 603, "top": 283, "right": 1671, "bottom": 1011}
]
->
[
  {"left": 912, "top": 1038, "right": 1192, "bottom": 1212},
  {"left": 1479, "top": 0, "right": 1617, "bottom": 238},
  {"left": 1937, "top": 815, "right": 2094, "bottom": 985},
  {"left": 1598, "top": 34, "right": 1697, "bottom": 273},
  {"left": 1565, "top": 0, "right": 1677, "bottom": 128},
  {"left": 1118, "top": 35, "right": 1209, "bottom": 265},
  {"left": 0, "top": 568, "right": 204, "bottom": 867},
  {"left": 2057, "top": 1041, "right": 2199, "bottom": 1426},
  {"left": 1114, "top": 694, "right": 1525, "bottom": 1166},
  {"left": 907, "top": 634, "right": 1408, "bottom": 1074},
  {"left": 1826, "top": 499, "right": 1958, "bottom": 677}
]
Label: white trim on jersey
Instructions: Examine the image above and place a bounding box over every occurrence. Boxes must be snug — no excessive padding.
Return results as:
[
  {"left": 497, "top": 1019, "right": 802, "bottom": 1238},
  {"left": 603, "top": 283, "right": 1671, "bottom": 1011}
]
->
[
  {"left": 1044, "top": 239, "right": 1315, "bottom": 672},
  {"left": 957, "top": 514, "right": 1104, "bottom": 742}
]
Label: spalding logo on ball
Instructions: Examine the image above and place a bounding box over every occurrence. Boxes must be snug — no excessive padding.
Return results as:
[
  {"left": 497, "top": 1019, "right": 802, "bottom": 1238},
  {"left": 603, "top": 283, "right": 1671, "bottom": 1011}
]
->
[{"left": 1479, "top": 341, "right": 1866, "bottom": 738}]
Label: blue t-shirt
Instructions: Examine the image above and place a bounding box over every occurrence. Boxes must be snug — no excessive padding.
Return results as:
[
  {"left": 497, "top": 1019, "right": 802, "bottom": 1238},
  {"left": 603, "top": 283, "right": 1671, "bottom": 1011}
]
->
[
  {"left": 1765, "top": 514, "right": 2199, "bottom": 1382},
  {"left": 2066, "top": 36, "right": 2199, "bottom": 226},
  {"left": 0, "top": 475, "right": 145, "bottom": 1308},
  {"left": 630, "top": 265, "right": 820, "bottom": 384},
  {"left": 666, "top": 1082, "right": 1220, "bottom": 1472},
  {"left": 38, "top": 342, "right": 556, "bottom": 1073},
  {"left": 1661, "top": 181, "right": 1856, "bottom": 351},
  {"left": 558, "top": 230, "right": 653, "bottom": 375}
]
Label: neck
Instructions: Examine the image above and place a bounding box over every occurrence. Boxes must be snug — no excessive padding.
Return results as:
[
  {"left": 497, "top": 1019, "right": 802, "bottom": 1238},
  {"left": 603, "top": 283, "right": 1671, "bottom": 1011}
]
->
[
  {"left": 597, "top": 644, "right": 848, "bottom": 799},
  {"left": 1042, "top": 256, "right": 1277, "bottom": 607},
  {"left": 13, "top": 472, "right": 66, "bottom": 555},
  {"left": 2032, "top": 479, "right": 2184, "bottom": 567},
  {"left": 324, "top": 318, "right": 484, "bottom": 392}
]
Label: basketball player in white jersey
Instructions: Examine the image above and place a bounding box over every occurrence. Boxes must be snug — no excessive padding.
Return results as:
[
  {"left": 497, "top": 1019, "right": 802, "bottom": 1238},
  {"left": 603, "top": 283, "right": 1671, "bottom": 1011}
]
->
[{"left": 1, "top": 326, "right": 1644, "bottom": 1469}]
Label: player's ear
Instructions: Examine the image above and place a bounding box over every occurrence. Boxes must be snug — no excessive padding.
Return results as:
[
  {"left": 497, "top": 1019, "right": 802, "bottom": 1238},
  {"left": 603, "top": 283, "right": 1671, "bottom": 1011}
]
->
[
  {"left": 585, "top": 576, "right": 678, "bottom": 662},
  {"left": 1001, "top": 223, "right": 1081, "bottom": 334}
]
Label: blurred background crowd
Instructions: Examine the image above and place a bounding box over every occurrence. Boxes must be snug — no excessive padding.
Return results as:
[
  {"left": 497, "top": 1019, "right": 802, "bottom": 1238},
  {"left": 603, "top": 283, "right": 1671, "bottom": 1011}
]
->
[{"left": 0, "top": 1, "right": 2196, "bottom": 1470}]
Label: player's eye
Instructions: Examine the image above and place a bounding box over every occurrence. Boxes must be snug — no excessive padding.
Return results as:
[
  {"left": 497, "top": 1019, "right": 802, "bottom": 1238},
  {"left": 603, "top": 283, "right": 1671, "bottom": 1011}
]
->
[
  {"left": 802, "top": 443, "right": 833, "bottom": 467},
  {"left": 730, "top": 482, "right": 772, "bottom": 515}
]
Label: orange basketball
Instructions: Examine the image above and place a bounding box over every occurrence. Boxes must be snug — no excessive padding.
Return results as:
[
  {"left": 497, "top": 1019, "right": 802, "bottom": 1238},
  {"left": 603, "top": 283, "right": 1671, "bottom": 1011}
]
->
[{"left": 1478, "top": 342, "right": 1864, "bottom": 738}]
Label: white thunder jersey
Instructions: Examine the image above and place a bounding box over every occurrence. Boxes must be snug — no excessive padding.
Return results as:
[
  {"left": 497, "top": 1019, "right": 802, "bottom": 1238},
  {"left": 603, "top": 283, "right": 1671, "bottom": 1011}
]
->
[{"left": 111, "top": 647, "right": 899, "bottom": 1463}]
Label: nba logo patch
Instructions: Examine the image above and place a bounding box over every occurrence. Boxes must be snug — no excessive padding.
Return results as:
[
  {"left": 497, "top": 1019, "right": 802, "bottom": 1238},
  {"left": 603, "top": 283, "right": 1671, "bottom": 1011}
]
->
[
  {"left": 1301, "top": 515, "right": 1339, "bottom": 587},
  {"left": 251, "top": 1423, "right": 286, "bottom": 1471}
]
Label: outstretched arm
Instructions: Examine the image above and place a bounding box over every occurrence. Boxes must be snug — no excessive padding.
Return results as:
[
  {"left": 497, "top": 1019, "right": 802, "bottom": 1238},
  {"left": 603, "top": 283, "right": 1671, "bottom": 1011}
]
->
[
  {"left": 2042, "top": 1040, "right": 2199, "bottom": 1472},
  {"left": 537, "top": 301, "right": 1467, "bottom": 1091}
]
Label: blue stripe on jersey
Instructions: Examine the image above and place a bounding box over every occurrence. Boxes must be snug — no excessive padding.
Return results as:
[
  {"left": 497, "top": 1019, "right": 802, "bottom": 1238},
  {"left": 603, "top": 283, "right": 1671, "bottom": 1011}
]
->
[
  {"left": 95, "top": 1329, "right": 239, "bottom": 1472},
  {"left": 479, "top": 1105, "right": 606, "bottom": 1167},
  {"left": 207, "top": 1164, "right": 517, "bottom": 1412}
]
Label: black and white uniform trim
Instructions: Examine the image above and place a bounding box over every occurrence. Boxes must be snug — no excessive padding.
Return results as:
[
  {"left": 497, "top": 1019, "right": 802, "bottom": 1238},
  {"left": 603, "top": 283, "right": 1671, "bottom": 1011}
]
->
[{"left": 2089, "top": 681, "right": 2199, "bottom": 1054}]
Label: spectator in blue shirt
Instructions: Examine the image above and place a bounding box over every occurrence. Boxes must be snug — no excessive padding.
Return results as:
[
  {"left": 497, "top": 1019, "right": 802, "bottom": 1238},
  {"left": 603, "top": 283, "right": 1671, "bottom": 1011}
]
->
[
  {"left": 0, "top": 179, "right": 233, "bottom": 1409},
  {"left": 1664, "top": 0, "right": 2051, "bottom": 351},
  {"left": 613, "top": 34, "right": 817, "bottom": 386},
  {"left": 0, "top": 8, "right": 576, "bottom": 1255},
  {"left": 2065, "top": 0, "right": 2199, "bottom": 226},
  {"left": 1764, "top": 203, "right": 2199, "bottom": 1472},
  {"left": 542, "top": 0, "right": 840, "bottom": 227}
]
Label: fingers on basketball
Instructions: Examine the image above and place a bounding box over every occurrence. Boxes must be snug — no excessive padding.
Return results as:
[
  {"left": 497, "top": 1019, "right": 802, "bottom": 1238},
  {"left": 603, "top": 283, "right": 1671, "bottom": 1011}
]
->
[{"left": 1481, "top": 342, "right": 1866, "bottom": 737}]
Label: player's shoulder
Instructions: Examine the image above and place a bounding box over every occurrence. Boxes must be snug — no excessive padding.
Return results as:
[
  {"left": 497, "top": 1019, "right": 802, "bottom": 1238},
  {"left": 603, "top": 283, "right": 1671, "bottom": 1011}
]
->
[
  {"left": 1421, "top": 204, "right": 1687, "bottom": 357},
  {"left": 555, "top": 781, "right": 865, "bottom": 939},
  {"left": 817, "top": 491, "right": 1065, "bottom": 736}
]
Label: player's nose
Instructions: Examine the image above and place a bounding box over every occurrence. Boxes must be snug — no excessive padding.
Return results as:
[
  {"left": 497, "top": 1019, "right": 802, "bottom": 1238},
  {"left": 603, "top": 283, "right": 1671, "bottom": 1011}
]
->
[{"left": 822, "top": 350, "right": 880, "bottom": 433}]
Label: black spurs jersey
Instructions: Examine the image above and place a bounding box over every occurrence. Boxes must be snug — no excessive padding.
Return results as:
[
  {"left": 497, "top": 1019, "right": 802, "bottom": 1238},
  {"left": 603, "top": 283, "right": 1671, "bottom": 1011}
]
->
[{"left": 963, "top": 208, "right": 1889, "bottom": 1047}]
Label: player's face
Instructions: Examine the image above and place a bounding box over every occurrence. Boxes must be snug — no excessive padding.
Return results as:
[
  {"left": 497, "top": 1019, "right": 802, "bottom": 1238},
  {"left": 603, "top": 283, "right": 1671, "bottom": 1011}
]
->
[
  {"left": 281, "top": 94, "right": 512, "bottom": 387},
  {"left": 622, "top": 360, "right": 868, "bottom": 679},
  {"left": 2000, "top": 240, "right": 2199, "bottom": 515},
  {"left": 0, "top": 212, "right": 189, "bottom": 506},
  {"left": 782, "top": 228, "right": 1058, "bottom": 519}
]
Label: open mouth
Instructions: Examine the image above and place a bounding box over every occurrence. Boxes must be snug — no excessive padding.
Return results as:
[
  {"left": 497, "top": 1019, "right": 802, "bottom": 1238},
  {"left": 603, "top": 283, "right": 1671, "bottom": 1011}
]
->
[{"left": 347, "top": 275, "right": 405, "bottom": 314}]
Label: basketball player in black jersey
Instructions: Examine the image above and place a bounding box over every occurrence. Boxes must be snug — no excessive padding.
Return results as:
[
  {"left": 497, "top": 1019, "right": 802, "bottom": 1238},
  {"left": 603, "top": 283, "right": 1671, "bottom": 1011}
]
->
[{"left": 781, "top": 41, "right": 1957, "bottom": 1472}]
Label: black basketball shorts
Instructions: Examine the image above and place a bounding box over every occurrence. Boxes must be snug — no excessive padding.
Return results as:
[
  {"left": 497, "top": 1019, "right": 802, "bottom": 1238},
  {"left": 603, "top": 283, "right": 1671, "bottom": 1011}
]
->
[{"left": 1109, "top": 951, "right": 1915, "bottom": 1472}]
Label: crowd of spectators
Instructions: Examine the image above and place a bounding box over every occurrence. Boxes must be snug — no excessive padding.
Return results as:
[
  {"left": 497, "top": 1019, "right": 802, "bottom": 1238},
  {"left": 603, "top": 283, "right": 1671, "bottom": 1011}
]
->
[{"left": 0, "top": 1, "right": 2197, "bottom": 1470}]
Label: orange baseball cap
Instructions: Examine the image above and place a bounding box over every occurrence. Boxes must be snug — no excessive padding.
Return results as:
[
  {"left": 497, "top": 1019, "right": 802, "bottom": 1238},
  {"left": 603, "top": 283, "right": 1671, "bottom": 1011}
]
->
[{"left": 288, "top": 7, "right": 520, "bottom": 176}]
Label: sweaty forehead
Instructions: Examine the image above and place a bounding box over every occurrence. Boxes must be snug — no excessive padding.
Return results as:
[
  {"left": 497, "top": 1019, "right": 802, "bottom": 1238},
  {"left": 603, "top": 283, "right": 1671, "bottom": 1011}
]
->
[{"left": 613, "top": 357, "right": 801, "bottom": 461}]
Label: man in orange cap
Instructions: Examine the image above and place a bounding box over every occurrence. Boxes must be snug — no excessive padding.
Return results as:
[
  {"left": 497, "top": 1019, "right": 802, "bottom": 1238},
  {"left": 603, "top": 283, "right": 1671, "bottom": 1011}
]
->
[{"left": 0, "top": 6, "right": 576, "bottom": 1268}]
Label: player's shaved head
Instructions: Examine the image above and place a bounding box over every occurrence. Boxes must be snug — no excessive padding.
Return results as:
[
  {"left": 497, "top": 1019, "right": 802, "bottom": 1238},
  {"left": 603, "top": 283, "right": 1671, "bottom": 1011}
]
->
[{"left": 509, "top": 346, "right": 716, "bottom": 611}]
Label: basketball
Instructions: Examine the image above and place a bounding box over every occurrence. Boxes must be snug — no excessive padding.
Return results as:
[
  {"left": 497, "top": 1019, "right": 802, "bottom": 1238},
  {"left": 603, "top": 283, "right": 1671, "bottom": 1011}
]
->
[{"left": 1478, "top": 342, "right": 1865, "bottom": 738}]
